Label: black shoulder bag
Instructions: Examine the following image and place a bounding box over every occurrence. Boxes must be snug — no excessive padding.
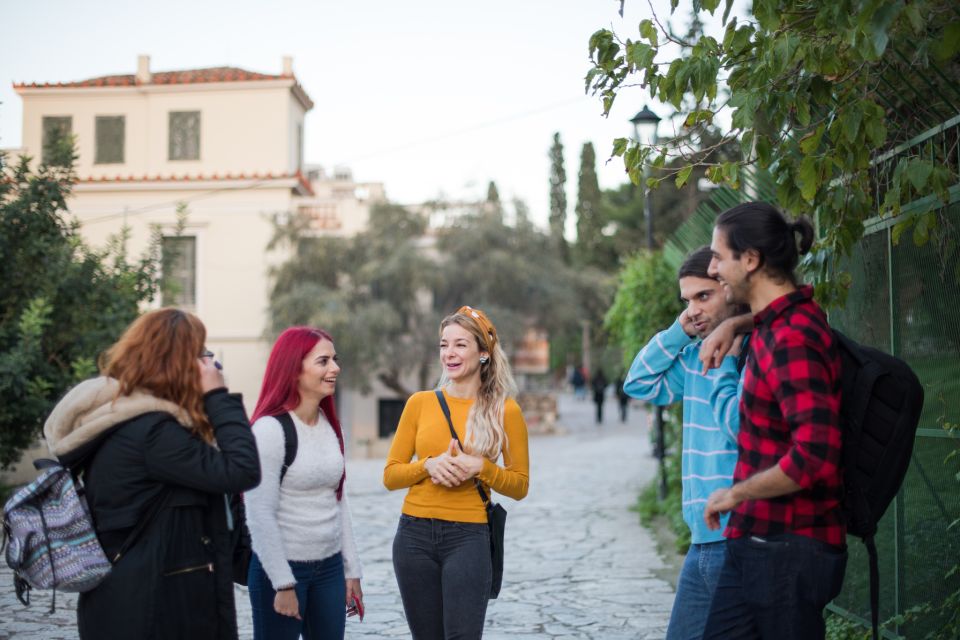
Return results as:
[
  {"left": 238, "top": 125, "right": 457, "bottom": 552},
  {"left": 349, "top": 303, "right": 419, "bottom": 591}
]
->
[{"left": 434, "top": 390, "right": 507, "bottom": 599}]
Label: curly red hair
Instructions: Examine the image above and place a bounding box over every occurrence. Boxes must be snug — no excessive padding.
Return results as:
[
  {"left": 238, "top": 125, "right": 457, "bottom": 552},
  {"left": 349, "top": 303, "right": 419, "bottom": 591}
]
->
[{"left": 99, "top": 308, "right": 213, "bottom": 442}]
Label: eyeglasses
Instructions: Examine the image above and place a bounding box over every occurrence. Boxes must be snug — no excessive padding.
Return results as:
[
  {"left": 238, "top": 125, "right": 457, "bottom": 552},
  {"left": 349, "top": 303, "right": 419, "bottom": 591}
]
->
[{"left": 201, "top": 350, "right": 215, "bottom": 359}]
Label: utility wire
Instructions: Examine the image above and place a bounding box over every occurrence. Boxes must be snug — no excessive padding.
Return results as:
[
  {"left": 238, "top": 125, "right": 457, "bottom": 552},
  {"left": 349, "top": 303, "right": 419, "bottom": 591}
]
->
[{"left": 74, "top": 95, "right": 591, "bottom": 225}]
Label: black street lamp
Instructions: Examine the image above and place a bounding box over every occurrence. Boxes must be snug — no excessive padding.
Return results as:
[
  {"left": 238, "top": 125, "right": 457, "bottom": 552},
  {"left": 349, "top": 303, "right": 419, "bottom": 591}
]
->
[
  {"left": 630, "top": 105, "right": 662, "bottom": 251},
  {"left": 630, "top": 105, "right": 668, "bottom": 499}
]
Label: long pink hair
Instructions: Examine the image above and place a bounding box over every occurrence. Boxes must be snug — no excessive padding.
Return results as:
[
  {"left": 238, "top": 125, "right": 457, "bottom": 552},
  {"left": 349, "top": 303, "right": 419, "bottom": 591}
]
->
[{"left": 252, "top": 326, "right": 345, "bottom": 500}]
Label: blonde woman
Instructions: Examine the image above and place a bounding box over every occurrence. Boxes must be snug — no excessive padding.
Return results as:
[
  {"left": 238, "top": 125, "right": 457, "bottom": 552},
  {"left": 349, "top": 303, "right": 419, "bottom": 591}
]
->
[{"left": 384, "top": 305, "right": 530, "bottom": 640}]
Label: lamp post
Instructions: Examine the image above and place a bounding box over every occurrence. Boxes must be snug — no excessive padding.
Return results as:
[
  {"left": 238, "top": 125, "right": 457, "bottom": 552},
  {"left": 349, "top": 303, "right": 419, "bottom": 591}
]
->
[
  {"left": 630, "top": 105, "right": 662, "bottom": 251},
  {"left": 630, "top": 105, "right": 668, "bottom": 499}
]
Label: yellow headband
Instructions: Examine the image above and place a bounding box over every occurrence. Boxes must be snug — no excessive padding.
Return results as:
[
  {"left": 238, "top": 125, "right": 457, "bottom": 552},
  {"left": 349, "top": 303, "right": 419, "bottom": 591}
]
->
[{"left": 456, "top": 305, "right": 497, "bottom": 352}]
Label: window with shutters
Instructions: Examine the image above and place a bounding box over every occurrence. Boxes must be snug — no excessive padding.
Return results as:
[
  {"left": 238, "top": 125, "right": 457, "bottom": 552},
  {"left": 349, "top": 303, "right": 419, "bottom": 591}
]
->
[
  {"left": 161, "top": 236, "right": 197, "bottom": 308},
  {"left": 42, "top": 116, "right": 72, "bottom": 164},
  {"left": 95, "top": 116, "right": 125, "bottom": 164},
  {"left": 168, "top": 111, "right": 200, "bottom": 161}
]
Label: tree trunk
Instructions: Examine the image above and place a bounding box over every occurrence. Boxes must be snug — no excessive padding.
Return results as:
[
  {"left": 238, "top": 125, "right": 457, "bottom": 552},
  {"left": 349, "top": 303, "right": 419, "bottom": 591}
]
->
[{"left": 377, "top": 370, "right": 412, "bottom": 398}]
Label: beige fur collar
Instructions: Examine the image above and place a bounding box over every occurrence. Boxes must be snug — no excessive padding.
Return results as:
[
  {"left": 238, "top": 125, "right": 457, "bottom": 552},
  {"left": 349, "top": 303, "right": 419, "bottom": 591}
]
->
[{"left": 44, "top": 376, "right": 192, "bottom": 458}]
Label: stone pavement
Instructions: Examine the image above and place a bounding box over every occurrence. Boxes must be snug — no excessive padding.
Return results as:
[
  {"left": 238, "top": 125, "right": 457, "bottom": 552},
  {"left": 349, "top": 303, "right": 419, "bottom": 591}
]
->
[{"left": 1, "top": 393, "right": 673, "bottom": 639}]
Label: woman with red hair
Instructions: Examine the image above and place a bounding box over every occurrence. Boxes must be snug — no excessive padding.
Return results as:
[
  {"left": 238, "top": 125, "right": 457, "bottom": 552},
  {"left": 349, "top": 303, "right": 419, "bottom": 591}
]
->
[
  {"left": 244, "top": 326, "right": 363, "bottom": 640},
  {"left": 43, "top": 308, "right": 261, "bottom": 639}
]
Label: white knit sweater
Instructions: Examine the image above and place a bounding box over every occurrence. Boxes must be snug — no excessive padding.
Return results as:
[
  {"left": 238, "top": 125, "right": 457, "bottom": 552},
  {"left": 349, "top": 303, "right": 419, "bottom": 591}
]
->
[{"left": 245, "top": 412, "right": 362, "bottom": 588}]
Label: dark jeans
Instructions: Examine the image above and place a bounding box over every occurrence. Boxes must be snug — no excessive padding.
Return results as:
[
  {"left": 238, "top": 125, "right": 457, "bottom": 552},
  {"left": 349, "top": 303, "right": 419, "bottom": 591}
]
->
[
  {"left": 703, "top": 534, "right": 848, "bottom": 640},
  {"left": 393, "top": 514, "right": 492, "bottom": 640},
  {"left": 248, "top": 552, "right": 346, "bottom": 640}
]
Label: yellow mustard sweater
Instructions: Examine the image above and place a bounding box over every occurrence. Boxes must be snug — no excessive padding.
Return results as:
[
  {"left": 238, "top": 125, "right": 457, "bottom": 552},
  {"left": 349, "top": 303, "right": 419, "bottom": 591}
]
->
[{"left": 383, "top": 389, "right": 530, "bottom": 523}]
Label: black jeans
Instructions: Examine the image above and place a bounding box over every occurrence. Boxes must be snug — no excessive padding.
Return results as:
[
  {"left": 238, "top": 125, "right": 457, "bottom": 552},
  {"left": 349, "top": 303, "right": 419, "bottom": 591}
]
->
[
  {"left": 392, "top": 514, "right": 492, "bottom": 640},
  {"left": 703, "top": 533, "right": 848, "bottom": 640}
]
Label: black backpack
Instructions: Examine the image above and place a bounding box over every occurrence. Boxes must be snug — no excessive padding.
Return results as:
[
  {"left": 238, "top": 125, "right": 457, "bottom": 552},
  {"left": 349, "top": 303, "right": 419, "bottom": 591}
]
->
[
  {"left": 833, "top": 330, "right": 925, "bottom": 640},
  {"left": 230, "top": 413, "right": 298, "bottom": 585}
]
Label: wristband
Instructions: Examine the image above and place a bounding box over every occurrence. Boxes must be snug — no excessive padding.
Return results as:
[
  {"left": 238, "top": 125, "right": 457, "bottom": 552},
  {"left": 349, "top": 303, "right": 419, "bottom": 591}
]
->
[{"left": 276, "top": 584, "right": 295, "bottom": 592}]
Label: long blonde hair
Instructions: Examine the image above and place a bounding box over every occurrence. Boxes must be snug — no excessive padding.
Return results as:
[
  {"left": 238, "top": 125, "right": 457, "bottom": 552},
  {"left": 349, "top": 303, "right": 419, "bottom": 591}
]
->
[{"left": 437, "top": 308, "right": 517, "bottom": 460}]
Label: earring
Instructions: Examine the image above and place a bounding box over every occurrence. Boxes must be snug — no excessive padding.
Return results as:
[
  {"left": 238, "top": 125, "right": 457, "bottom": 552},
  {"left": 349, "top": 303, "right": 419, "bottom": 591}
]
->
[{"left": 479, "top": 356, "right": 489, "bottom": 364}]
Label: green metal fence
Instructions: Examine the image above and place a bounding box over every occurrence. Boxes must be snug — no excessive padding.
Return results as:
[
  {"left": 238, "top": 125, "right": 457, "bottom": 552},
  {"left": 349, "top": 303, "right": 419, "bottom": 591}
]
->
[{"left": 826, "top": 119, "right": 960, "bottom": 639}]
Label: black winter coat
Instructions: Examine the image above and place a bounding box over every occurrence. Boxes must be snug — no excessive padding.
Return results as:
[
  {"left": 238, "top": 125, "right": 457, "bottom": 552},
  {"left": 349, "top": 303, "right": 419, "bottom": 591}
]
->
[{"left": 59, "top": 389, "right": 261, "bottom": 640}]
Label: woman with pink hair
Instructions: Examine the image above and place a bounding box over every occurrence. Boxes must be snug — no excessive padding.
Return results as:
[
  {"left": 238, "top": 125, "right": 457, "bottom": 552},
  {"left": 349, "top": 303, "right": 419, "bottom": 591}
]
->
[{"left": 244, "top": 327, "right": 363, "bottom": 640}]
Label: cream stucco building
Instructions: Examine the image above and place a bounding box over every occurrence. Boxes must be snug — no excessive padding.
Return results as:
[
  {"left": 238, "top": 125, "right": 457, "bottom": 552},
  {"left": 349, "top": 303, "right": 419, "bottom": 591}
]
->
[{"left": 6, "top": 56, "right": 391, "bottom": 480}]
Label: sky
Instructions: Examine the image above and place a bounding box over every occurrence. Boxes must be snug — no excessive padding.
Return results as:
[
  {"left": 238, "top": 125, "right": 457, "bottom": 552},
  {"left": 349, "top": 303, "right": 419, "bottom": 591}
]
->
[{"left": 0, "top": 0, "right": 714, "bottom": 230}]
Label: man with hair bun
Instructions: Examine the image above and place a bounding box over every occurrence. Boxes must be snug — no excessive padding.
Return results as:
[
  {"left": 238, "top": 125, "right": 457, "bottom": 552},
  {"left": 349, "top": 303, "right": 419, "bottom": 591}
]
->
[{"left": 702, "top": 202, "right": 846, "bottom": 640}]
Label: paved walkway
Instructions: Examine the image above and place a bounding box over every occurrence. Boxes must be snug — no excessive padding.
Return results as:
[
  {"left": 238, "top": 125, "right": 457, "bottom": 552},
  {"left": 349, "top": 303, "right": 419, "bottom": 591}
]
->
[{"left": 1, "top": 393, "right": 673, "bottom": 639}]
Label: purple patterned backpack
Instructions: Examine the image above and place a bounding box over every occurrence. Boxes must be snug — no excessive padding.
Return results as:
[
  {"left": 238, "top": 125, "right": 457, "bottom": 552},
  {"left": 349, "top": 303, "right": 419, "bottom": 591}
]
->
[{"left": 2, "top": 459, "right": 111, "bottom": 610}]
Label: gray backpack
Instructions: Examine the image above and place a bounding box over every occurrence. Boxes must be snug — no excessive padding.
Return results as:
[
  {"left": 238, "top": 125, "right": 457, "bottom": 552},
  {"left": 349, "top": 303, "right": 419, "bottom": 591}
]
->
[
  {"left": 2, "top": 458, "right": 168, "bottom": 611},
  {"left": 2, "top": 459, "right": 111, "bottom": 610}
]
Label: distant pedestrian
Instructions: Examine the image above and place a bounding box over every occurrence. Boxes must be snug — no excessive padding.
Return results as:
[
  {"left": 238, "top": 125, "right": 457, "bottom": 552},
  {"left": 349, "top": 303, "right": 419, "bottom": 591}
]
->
[
  {"left": 615, "top": 374, "right": 630, "bottom": 423},
  {"left": 384, "top": 305, "right": 530, "bottom": 639},
  {"left": 592, "top": 369, "right": 608, "bottom": 424},
  {"left": 244, "top": 327, "right": 364, "bottom": 640},
  {"left": 43, "top": 308, "right": 261, "bottom": 640},
  {"left": 570, "top": 365, "right": 587, "bottom": 400}
]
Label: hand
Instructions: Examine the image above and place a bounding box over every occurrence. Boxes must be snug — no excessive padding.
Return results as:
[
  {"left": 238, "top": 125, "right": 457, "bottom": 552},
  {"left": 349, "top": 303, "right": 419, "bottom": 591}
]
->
[
  {"left": 424, "top": 441, "right": 467, "bottom": 487},
  {"left": 345, "top": 578, "right": 363, "bottom": 619},
  {"left": 447, "top": 440, "right": 484, "bottom": 479},
  {"left": 198, "top": 355, "right": 226, "bottom": 393},
  {"left": 699, "top": 318, "right": 738, "bottom": 373},
  {"left": 679, "top": 309, "right": 697, "bottom": 337},
  {"left": 704, "top": 487, "right": 740, "bottom": 530},
  {"left": 274, "top": 588, "right": 301, "bottom": 619}
]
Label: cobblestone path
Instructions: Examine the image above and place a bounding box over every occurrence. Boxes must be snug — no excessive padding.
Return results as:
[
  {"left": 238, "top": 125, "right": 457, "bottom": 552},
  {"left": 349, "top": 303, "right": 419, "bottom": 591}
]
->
[{"left": 1, "top": 394, "right": 673, "bottom": 639}]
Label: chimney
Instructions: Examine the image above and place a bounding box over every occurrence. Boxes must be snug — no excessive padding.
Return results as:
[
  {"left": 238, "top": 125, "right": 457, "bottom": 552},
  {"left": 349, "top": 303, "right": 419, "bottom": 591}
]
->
[
  {"left": 136, "top": 55, "right": 151, "bottom": 84},
  {"left": 282, "top": 56, "right": 293, "bottom": 77}
]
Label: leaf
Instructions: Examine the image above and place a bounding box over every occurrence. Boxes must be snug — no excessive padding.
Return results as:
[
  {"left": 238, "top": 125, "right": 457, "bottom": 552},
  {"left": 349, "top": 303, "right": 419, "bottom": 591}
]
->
[
  {"left": 933, "top": 22, "right": 960, "bottom": 61},
  {"left": 891, "top": 218, "right": 912, "bottom": 245},
  {"left": 842, "top": 109, "right": 863, "bottom": 143},
  {"left": 722, "top": 0, "right": 734, "bottom": 25},
  {"left": 683, "top": 110, "right": 714, "bottom": 127},
  {"left": 905, "top": 159, "right": 934, "bottom": 192},
  {"left": 903, "top": 4, "right": 923, "bottom": 34},
  {"left": 913, "top": 211, "right": 930, "bottom": 246},
  {"left": 612, "top": 137, "right": 629, "bottom": 157},
  {"left": 867, "top": 0, "right": 903, "bottom": 59},
  {"left": 799, "top": 155, "right": 820, "bottom": 202},
  {"left": 800, "top": 124, "right": 825, "bottom": 154},
  {"left": 639, "top": 19, "right": 658, "bottom": 46},
  {"left": 627, "top": 42, "right": 655, "bottom": 70},
  {"left": 675, "top": 165, "right": 693, "bottom": 188},
  {"left": 796, "top": 99, "right": 811, "bottom": 127}
]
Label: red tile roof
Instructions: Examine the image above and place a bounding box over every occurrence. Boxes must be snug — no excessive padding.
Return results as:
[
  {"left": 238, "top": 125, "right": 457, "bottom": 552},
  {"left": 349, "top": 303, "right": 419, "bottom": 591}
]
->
[
  {"left": 14, "top": 66, "right": 314, "bottom": 109},
  {"left": 15, "top": 66, "right": 287, "bottom": 88},
  {"left": 76, "top": 170, "right": 314, "bottom": 196}
]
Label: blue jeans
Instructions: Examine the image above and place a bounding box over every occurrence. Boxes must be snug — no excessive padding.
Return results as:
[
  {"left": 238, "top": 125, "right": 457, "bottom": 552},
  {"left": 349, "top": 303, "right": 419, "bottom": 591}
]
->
[
  {"left": 666, "top": 541, "right": 726, "bottom": 640},
  {"left": 392, "top": 514, "right": 492, "bottom": 640},
  {"left": 703, "top": 534, "right": 847, "bottom": 640},
  {"left": 247, "top": 552, "right": 346, "bottom": 640}
]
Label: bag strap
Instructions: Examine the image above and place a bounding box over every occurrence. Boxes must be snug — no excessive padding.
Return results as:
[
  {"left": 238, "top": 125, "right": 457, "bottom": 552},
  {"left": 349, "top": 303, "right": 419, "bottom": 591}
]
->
[
  {"left": 866, "top": 534, "right": 880, "bottom": 640},
  {"left": 434, "top": 390, "right": 491, "bottom": 507},
  {"left": 274, "top": 413, "right": 299, "bottom": 484}
]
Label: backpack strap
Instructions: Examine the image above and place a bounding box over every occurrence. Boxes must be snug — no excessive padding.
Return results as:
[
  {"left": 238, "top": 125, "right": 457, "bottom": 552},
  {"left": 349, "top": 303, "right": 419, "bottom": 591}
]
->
[
  {"left": 434, "top": 390, "right": 491, "bottom": 506},
  {"left": 274, "top": 413, "right": 299, "bottom": 484},
  {"left": 866, "top": 533, "right": 880, "bottom": 640}
]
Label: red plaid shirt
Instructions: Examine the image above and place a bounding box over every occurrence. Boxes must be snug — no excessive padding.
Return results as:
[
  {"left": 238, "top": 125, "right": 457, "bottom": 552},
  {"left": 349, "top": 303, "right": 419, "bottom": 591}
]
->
[{"left": 725, "top": 285, "right": 845, "bottom": 547}]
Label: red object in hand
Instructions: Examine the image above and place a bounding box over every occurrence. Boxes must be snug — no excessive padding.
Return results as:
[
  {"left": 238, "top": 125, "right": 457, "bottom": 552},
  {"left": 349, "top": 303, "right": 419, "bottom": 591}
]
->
[{"left": 346, "top": 593, "right": 364, "bottom": 622}]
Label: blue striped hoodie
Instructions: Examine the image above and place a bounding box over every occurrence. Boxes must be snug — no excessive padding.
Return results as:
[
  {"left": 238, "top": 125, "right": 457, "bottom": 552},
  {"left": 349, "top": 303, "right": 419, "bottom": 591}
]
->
[{"left": 623, "top": 318, "right": 744, "bottom": 544}]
